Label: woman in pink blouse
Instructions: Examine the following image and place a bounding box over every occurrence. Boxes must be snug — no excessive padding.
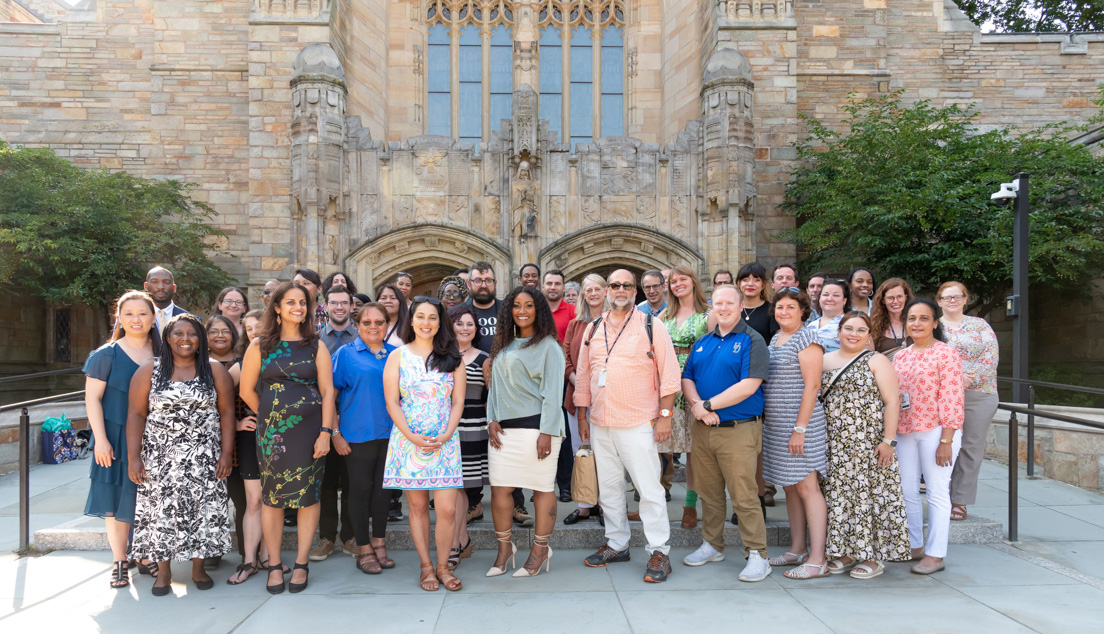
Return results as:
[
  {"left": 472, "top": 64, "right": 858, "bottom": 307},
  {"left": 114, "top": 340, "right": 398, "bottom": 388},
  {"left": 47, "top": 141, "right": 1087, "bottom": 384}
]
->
[
  {"left": 937, "top": 282, "right": 999, "bottom": 522},
  {"left": 892, "top": 297, "right": 964, "bottom": 575}
]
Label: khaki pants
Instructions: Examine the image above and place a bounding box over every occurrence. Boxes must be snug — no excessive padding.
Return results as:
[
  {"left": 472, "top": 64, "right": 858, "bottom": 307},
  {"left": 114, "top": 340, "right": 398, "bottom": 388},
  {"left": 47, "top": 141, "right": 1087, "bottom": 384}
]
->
[{"left": 692, "top": 420, "right": 766, "bottom": 558}]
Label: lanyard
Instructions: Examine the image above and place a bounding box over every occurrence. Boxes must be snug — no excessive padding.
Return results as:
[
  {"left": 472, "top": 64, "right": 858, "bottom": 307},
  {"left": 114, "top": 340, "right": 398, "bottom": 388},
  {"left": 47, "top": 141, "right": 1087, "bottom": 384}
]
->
[
  {"left": 889, "top": 322, "right": 903, "bottom": 346},
  {"left": 603, "top": 313, "right": 633, "bottom": 364}
]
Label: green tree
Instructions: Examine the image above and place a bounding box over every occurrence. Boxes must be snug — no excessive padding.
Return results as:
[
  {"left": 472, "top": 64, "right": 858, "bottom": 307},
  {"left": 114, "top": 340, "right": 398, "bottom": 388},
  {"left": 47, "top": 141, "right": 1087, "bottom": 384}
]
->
[
  {"left": 957, "top": 0, "right": 1104, "bottom": 32},
  {"left": 0, "top": 140, "right": 235, "bottom": 339},
  {"left": 780, "top": 92, "right": 1104, "bottom": 315}
]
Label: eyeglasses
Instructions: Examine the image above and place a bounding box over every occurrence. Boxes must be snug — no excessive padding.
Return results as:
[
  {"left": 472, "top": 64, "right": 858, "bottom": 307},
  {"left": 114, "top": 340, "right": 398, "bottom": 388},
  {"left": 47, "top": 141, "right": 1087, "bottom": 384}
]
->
[
  {"left": 358, "top": 319, "right": 386, "bottom": 327},
  {"left": 327, "top": 300, "right": 351, "bottom": 308},
  {"left": 940, "top": 294, "right": 965, "bottom": 302},
  {"left": 413, "top": 296, "right": 442, "bottom": 306},
  {"left": 470, "top": 278, "right": 495, "bottom": 287},
  {"left": 608, "top": 283, "right": 635, "bottom": 291},
  {"left": 643, "top": 284, "right": 663, "bottom": 292},
  {"left": 262, "top": 289, "right": 274, "bottom": 296},
  {"left": 208, "top": 329, "right": 234, "bottom": 337},
  {"left": 440, "top": 291, "right": 463, "bottom": 299},
  {"left": 840, "top": 326, "right": 871, "bottom": 335},
  {"left": 221, "top": 300, "right": 246, "bottom": 307}
]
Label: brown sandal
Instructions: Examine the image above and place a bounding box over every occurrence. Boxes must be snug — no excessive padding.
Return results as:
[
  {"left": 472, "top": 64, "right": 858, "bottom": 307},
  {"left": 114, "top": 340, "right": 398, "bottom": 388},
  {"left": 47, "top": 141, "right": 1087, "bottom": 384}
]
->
[
  {"left": 951, "top": 504, "right": 968, "bottom": 521},
  {"left": 356, "top": 551, "right": 382, "bottom": 575},
  {"left": 419, "top": 562, "right": 439, "bottom": 591},
  {"left": 436, "top": 562, "right": 462, "bottom": 591},
  {"left": 373, "top": 543, "right": 395, "bottom": 569}
]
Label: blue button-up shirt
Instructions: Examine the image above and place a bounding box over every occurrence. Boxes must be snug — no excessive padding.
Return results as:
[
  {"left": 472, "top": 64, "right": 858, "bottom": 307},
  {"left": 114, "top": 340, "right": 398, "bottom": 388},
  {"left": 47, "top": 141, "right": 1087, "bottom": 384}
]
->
[
  {"left": 637, "top": 299, "right": 667, "bottom": 316},
  {"left": 331, "top": 338, "right": 395, "bottom": 442},
  {"left": 682, "top": 320, "right": 769, "bottom": 421}
]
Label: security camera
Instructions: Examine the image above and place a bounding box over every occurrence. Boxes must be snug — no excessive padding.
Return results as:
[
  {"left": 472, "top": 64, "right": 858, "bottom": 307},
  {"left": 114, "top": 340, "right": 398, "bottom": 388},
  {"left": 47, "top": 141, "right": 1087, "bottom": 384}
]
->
[{"left": 990, "top": 181, "right": 1019, "bottom": 201}]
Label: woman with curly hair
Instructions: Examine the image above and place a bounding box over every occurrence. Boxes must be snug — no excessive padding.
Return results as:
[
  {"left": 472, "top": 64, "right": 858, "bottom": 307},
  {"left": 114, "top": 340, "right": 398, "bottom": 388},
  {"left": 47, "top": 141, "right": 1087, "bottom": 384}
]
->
[
  {"left": 485, "top": 286, "right": 566, "bottom": 578},
  {"left": 437, "top": 275, "right": 469, "bottom": 310},
  {"left": 870, "top": 278, "right": 915, "bottom": 358},
  {"left": 322, "top": 271, "right": 358, "bottom": 296}
]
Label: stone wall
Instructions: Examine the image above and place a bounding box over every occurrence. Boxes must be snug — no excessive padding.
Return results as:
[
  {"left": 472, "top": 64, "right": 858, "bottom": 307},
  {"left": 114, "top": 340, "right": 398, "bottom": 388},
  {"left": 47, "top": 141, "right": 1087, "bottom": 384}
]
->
[{"left": 987, "top": 407, "right": 1104, "bottom": 494}]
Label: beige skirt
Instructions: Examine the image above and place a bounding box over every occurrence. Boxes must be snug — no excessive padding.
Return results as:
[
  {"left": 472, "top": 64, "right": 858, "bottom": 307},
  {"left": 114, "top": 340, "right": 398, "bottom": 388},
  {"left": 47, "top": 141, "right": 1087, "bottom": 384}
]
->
[{"left": 488, "top": 428, "right": 563, "bottom": 492}]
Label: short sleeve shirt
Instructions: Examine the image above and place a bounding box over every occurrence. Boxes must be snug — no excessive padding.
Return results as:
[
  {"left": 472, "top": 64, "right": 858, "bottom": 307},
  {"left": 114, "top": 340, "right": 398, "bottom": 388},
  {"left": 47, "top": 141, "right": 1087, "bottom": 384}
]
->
[{"left": 682, "top": 320, "right": 769, "bottom": 420}]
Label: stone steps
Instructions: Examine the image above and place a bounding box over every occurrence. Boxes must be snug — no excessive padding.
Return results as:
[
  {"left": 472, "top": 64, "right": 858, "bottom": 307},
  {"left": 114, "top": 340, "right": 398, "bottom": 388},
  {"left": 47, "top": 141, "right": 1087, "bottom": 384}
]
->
[{"left": 33, "top": 514, "right": 1003, "bottom": 552}]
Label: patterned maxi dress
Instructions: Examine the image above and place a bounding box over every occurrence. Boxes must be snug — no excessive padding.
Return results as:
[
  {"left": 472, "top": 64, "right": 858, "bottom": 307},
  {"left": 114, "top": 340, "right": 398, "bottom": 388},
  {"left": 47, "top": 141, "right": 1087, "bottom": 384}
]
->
[
  {"left": 821, "top": 351, "right": 911, "bottom": 562},
  {"left": 130, "top": 361, "right": 231, "bottom": 562},
  {"left": 657, "top": 311, "right": 708, "bottom": 454},
  {"left": 383, "top": 347, "right": 464, "bottom": 490},
  {"left": 257, "top": 340, "right": 325, "bottom": 508}
]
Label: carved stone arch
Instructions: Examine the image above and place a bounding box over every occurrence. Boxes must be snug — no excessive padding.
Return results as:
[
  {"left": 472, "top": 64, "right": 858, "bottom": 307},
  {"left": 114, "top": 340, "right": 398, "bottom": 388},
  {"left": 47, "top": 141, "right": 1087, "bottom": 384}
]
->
[
  {"left": 347, "top": 223, "right": 512, "bottom": 296},
  {"left": 539, "top": 223, "right": 703, "bottom": 282}
]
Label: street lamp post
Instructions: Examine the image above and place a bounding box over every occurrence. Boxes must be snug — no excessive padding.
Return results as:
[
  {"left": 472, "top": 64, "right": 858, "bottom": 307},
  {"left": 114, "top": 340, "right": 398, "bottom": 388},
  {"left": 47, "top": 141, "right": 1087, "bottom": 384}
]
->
[{"left": 991, "top": 173, "right": 1030, "bottom": 404}]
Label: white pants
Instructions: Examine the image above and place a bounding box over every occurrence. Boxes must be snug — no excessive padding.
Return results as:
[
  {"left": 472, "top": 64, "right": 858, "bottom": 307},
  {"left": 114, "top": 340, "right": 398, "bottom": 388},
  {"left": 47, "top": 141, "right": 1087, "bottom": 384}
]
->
[
  {"left": 591, "top": 422, "right": 670, "bottom": 555},
  {"left": 567, "top": 411, "right": 594, "bottom": 509},
  {"left": 896, "top": 426, "right": 961, "bottom": 558}
]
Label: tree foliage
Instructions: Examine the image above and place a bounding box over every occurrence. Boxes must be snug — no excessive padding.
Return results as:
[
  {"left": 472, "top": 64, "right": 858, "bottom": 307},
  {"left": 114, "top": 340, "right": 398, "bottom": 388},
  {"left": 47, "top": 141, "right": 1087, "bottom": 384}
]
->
[
  {"left": 780, "top": 92, "right": 1104, "bottom": 314},
  {"left": 956, "top": 0, "right": 1104, "bottom": 32},
  {"left": 0, "top": 140, "right": 235, "bottom": 328}
]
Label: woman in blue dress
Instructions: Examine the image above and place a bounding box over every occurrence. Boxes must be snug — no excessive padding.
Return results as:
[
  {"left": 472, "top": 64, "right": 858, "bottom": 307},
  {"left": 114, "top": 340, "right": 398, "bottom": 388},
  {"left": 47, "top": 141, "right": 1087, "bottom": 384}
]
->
[{"left": 83, "top": 290, "right": 157, "bottom": 588}]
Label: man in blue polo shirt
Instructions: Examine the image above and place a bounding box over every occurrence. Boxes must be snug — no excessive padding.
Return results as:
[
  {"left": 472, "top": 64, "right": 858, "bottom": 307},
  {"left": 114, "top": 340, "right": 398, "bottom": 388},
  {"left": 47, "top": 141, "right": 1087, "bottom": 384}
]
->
[{"left": 679, "top": 286, "right": 771, "bottom": 582}]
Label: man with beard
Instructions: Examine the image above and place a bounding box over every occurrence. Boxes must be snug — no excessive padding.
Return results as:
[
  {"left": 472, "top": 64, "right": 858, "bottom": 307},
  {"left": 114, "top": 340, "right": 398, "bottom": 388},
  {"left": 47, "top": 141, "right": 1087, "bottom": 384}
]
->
[
  {"left": 311, "top": 285, "right": 358, "bottom": 560},
  {"left": 575, "top": 269, "right": 681, "bottom": 583},
  {"left": 144, "top": 266, "right": 189, "bottom": 352}
]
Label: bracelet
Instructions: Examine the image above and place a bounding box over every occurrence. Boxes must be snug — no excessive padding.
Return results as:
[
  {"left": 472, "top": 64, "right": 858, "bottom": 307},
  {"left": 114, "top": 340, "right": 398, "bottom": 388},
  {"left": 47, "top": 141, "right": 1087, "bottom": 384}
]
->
[
  {"left": 319, "top": 427, "right": 334, "bottom": 435},
  {"left": 939, "top": 437, "right": 952, "bottom": 445}
]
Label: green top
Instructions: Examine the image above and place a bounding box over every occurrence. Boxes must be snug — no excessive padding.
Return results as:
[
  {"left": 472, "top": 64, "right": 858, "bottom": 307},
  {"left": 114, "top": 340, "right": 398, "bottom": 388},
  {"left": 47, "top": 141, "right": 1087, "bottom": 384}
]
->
[
  {"left": 486, "top": 336, "right": 567, "bottom": 437},
  {"left": 663, "top": 310, "right": 709, "bottom": 411}
]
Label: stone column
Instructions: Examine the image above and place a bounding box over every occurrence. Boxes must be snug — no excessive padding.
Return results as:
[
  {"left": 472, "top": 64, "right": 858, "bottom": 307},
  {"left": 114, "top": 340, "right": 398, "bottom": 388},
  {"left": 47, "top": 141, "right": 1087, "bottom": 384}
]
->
[
  {"left": 509, "top": 84, "right": 539, "bottom": 273},
  {"left": 290, "top": 43, "right": 349, "bottom": 273}
]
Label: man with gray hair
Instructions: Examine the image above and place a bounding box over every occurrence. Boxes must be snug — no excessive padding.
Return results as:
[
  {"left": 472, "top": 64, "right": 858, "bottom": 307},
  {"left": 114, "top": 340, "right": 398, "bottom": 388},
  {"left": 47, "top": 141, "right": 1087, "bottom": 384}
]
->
[{"left": 636, "top": 269, "right": 668, "bottom": 316}]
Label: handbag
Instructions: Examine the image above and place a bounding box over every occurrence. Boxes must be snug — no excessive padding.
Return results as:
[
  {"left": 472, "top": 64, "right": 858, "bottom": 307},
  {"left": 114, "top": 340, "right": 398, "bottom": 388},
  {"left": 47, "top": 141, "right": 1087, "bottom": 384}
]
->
[
  {"left": 570, "top": 444, "right": 599, "bottom": 506},
  {"left": 42, "top": 428, "right": 77, "bottom": 464}
]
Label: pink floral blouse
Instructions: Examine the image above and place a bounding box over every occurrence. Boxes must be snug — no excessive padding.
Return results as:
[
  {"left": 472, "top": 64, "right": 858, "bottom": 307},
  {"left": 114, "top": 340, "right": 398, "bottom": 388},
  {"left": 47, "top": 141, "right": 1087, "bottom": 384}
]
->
[
  {"left": 892, "top": 340, "right": 965, "bottom": 435},
  {"left": 942, "top": 316, "right": 999, "bottom": 395}
]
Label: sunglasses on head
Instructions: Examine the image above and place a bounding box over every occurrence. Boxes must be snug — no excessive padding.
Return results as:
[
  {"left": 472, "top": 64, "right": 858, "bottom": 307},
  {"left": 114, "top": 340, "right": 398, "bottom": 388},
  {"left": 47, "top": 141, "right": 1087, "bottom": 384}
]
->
[{"left": 413, "top": 295, "right": 442, "bottom": 306}]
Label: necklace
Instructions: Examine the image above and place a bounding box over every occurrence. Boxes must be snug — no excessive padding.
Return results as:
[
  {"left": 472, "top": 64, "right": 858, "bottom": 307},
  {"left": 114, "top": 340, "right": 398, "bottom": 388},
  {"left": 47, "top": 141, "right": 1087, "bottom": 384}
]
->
[
  {"left": 741, "top": 303, "right": 763, "bottom": 322},
  {"left": 458, "top": 347, "right": 472, "bottom": 355}
]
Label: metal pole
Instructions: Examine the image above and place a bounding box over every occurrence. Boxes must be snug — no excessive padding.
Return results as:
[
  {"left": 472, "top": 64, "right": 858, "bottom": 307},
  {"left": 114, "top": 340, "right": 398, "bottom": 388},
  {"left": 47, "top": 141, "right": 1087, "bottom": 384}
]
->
[
  {"left": 19, "top": 407, "right": 30, "bottom": 552},
  {"left": 1008, "top": 410, "right": 1019, "bottom": 543},
  {"left": 1011, "top": 173, "right": 1030, "bottom": 405},
  {"left": 1027, "top": 385, "right": 1035, "bottom": 478}
]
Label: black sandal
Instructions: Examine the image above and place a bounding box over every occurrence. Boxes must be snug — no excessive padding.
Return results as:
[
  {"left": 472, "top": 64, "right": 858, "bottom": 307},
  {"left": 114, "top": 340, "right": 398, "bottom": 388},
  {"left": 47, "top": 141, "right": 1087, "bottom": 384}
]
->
[
  {"left": 226, "top": 561, "right": 258, "bottom": 585},
  {"left": 446, "top": 546, "right": 463, "bottom": 571},
  {"left": 109, "top": 561, "right": 129, "bottom": 588},
  {"left": 265, "top": 563, "right": 286, "bottom": 595},
  {"left": 288, "top": 562, "right": 309, "bottom": 593},
  {"left": 259, "top": 558, "right": 290, "bottom": 574},
  {"left": 132, "top": 559, "right": 159, "bottom": 577}
]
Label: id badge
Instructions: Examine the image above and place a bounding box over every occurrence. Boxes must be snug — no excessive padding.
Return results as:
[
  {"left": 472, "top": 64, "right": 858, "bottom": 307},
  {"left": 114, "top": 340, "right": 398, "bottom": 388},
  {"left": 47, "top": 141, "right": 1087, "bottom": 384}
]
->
[
  {"left": 598, "top": 369, "right": 608, "bottom": 387},
  {"left": 900, "top": 391, "right": 911, "bottom": 410}
]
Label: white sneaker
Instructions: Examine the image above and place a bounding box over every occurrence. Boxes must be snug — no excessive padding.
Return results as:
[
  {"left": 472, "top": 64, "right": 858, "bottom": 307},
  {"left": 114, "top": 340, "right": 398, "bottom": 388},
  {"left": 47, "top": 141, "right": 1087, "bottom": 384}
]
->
[
  {"left": 739, "top": 551, "right": 772, "bottom": 582},
  {"left": 683, "top": 542, "right": 725, "bottom": 567}
]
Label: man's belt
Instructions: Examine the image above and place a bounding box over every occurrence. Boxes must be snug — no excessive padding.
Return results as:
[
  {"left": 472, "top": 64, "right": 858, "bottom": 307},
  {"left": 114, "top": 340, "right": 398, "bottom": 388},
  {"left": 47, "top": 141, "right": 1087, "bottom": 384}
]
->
[{"left": 714, "top": 416, "right": 761, "bottom": 428}]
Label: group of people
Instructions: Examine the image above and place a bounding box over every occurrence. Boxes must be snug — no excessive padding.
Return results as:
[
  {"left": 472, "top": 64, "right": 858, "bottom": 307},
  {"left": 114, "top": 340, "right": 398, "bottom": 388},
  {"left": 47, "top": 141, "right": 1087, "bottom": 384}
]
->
[{"left": 83, "top": 258, "right": 999, "bottom": 593}]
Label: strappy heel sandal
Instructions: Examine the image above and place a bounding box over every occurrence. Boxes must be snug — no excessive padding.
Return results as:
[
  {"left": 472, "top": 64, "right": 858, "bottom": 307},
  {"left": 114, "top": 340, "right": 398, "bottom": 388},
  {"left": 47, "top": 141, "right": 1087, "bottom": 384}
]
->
[
  {"left": 448, "top": 537, "right": 472, "bottom": 570},
  {"left": 356, "top": 551, "right": 382, "bottom": 575},
  {"left": 265, "top": 563, "right": 286, "bottom": 595},
  {"left": 419, "top": 562, "right": 439, "bottom": 591},
  {"left": 486, "top": 530, "right": 517, "bottom": 577},
  {"left": 288, "top": 562, "right": 310, "bottom": 593},
  {"left": 460, "top": 538, "right": 474, "bottom": 560},
  {"left": 371, "top": 542, "right": 395, "bottom": 569},
  {"left": 513, "top": 533, "right": 553, "bottom": 577},
  {"left": 436, "top": 562, "right": 462, "bottom": 591},
  {"left": 109, "top": 560, "right": 129, "bottom": 588},
  {"left": 133, "top": 559, "right": 158, "bottom": 577}
]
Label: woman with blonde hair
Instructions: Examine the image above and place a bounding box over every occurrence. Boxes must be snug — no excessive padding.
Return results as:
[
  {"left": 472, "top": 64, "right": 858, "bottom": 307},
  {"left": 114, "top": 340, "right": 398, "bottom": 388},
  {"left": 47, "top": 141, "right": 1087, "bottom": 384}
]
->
[
  {"left": 658, "top": 264, "right": 711, "bottom": 528},
  {"left": 870, "top": 278, "right": 916, "bottom": 358}
]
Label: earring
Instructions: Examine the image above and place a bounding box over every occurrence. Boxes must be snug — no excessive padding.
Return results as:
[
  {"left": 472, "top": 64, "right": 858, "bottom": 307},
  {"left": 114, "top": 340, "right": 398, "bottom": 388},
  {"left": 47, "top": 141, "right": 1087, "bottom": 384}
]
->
[{"left": 277, "top": 314, "right": 282, "bottom": 325}]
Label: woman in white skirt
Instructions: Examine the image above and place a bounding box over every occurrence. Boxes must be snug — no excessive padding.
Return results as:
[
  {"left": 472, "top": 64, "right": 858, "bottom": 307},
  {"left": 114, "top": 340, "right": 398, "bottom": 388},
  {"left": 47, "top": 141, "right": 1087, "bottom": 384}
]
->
[{"left": 485, "top": 286, "right": 566, "bottom": 579}]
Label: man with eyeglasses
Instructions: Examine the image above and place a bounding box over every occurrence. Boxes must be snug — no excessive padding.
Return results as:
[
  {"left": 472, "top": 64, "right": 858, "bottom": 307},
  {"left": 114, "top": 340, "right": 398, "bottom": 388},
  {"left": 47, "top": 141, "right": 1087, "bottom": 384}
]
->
[
  {"left": 636, "top": 269, "right": 668, "bottom": 316},
  {"left": 576, "top": 269, "right": 682, "bottom": 583},
  {"left": 310, "top": 284, "right": 358, "bottom": 561}
]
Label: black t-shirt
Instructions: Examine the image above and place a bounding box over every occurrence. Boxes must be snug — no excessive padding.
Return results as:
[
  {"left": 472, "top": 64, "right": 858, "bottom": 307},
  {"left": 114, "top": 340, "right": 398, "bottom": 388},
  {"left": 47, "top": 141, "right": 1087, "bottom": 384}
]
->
[
  {"left": 464, "top": 299, "right": 501, "bottom": 353},
  {"left": 742, "top": 302, "right": 779, "bottom": 346}
]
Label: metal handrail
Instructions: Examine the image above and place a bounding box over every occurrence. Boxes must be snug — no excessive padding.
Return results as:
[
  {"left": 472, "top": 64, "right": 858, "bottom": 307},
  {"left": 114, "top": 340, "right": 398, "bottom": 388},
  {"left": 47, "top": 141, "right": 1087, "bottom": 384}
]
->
[
  {"left": 996, "top": 376, "right": 1104, "bottom": 479},
  {"left": 0, "top": 391, "right": 86, "bottom": 414},
  {"left": 0, "top": 367, "right": 81, "bottom": 384},
  {"left": 998, "top": 402, "right": 1104, "bottom": 431},
  {"left": 997, "top": 376, "right": 1104, "bottom": 396}
]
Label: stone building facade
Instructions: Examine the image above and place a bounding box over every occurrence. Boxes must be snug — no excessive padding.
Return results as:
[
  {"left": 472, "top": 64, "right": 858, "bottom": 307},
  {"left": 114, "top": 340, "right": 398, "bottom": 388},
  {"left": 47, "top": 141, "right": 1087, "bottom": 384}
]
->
[{"left": 0, "top": 0, "right": 1102, "bottom": 371}]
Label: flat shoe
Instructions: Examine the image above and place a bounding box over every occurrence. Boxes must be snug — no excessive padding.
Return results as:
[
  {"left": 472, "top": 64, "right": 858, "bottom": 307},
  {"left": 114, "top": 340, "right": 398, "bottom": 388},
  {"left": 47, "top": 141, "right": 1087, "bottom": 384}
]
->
[
  {"left": 911, "top": 561, "right": 945, "bottom": 575},
  {"left": 151, "top": 583, "right": 171, "bottom": 597},
  {"left": 850, "top": 561, "right": 885, "bottom": 579},
  {"left": 768, "top": 551, "right": 808, "bottom": 567},
  {"left": 827, "top": 558, "right": 857, "bottom": 574},
  {"left": 193, "top": 576, "right": 214, "bottom": 590}
]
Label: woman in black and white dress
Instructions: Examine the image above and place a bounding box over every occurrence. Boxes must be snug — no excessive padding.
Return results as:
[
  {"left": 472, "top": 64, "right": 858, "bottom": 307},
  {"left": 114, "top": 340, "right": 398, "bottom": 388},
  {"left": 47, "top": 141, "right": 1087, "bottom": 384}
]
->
[{"left": 127, "top": 314, "right": 236, "bottom": 596}]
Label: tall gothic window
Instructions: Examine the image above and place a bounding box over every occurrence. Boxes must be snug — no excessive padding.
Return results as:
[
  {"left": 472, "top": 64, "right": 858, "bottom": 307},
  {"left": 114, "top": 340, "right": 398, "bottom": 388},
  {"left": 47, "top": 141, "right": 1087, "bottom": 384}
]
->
[{"left": 426, "top": 1, "right": 624, "bottom": 147}]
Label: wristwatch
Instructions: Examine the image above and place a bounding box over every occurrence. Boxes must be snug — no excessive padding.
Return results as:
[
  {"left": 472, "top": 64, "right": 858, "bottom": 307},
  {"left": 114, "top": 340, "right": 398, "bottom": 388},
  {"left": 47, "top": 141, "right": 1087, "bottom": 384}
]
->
[
  {"left": 882, "top": 438, "right": 897, "bottom": 447},
  {"left": 703, "top": 400, "right": 713, "bottom": 412},
  {"left": 332, "top": 429, "right": 343, "bottom": 438},
  {"left": 792, "top": 426, "right": 806, "bottom": 434},
  {"left": 659, "top": 408, "right": 672, "bottom": 418}
]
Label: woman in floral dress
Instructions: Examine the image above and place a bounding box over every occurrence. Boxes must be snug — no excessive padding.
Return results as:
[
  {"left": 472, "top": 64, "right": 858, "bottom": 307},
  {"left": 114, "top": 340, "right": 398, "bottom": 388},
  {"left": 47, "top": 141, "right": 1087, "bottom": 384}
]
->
[
  {"left": 821, "top": 312, "right": 911, "bottom": 579},
  {"left": 658, "top": 264, "right": 710, "bottom": 528}
]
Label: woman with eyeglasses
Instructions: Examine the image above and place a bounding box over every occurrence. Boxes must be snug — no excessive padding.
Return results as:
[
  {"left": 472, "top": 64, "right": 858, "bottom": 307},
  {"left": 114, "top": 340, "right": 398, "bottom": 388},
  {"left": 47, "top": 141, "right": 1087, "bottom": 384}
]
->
[
  {"left": 382, "top": 295, "right": 466, "bottom": 591},
  {"left": 563, "top": 281, "right": 580, "bottom": 306},
  {"left": 848, "top": 268, "right": 876, "bottom": 315},
  {"left": 936, "top": 282, "right": 998, "bottom": 523},
  {"left": 806, "top": 280, "right": 852, "bottom": 353},
  {"left": 214, "top": 287, "right": 250, "bottom": 336},
  {"left": 892, "top": 298, "right": 964, "bottom": 575},
  {"left": 870, "top": 278, "right": 916, "bottom": 358},
  {"left": 437, "top": 275, "right": 469, "bottom": 310},
  {"left": 375, "top": 284, "right": 410, "bottom": 348},
  {"left": 485, "top": 287, "right": 565, "bottom": 578},
  {"left": 332, "top": 302, "right": 397, "bottom": 574},
  {"left": 821, "top": 312, "right": 910, "bottom": 579}
]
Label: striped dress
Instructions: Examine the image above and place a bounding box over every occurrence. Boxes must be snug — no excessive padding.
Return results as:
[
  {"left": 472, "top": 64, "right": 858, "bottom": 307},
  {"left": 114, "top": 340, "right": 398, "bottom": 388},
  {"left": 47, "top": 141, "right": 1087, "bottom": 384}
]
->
[
  {"left": 458, "top": 350, "right": 490, "bottom": 489},
  {"left": 763, "top": 327, "right": 828, "bottom": 487}
]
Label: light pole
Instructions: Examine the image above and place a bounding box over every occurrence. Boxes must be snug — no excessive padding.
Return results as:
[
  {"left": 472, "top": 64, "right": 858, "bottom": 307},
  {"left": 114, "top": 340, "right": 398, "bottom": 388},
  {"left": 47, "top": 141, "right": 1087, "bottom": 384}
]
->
[{"left": 991, "top": 173, "right": 1029, "bottom": 404}]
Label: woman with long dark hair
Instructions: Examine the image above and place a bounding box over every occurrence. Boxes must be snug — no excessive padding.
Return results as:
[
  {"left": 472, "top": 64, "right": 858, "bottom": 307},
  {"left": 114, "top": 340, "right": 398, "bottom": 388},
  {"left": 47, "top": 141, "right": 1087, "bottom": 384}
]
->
[
  {"left": 239, "top": 282, "right": 337, "bottom": 594},
  {"left": 376, "top": 284, "right": 410, "bottom": 348},
  {"left": 485, "top": 287, "right": 566, "bottom": 578},
  {"left": 84, "top": 290, "right": 158, "bottom": 588},
  {"left": 127, "top": 314, "right": 236, "bottom": 595},
  {"left": 382, "top": 296, "right": 466, "bottom": 591}
]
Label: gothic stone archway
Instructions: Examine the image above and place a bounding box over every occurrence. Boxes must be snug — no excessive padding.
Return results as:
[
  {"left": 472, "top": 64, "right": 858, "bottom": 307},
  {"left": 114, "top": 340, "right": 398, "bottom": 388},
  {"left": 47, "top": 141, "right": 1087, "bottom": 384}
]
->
[
  {"left": 347, "top": 224, "right": 512, "bottom": 297},
  {"left": 540, "top": 224, "right": 704, "bottom": 284}
]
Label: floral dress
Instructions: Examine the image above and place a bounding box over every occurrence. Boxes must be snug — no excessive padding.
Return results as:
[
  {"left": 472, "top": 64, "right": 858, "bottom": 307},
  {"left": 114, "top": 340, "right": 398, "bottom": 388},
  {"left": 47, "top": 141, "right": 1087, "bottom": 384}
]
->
[
  {"left": 657, "top": 311, "right": 708, "bottom": 453},
  {"left": 257, "top": 340, "right": 325, "bottom": 508},
  {"left": 130, "top": 361, "right": 231, "bottom": 562},
  {"left": 383, "top": 346, "right": 463, "bottom": 490},
  {"left": 821, "top": 351, "right": 911, "bottom": 562}
]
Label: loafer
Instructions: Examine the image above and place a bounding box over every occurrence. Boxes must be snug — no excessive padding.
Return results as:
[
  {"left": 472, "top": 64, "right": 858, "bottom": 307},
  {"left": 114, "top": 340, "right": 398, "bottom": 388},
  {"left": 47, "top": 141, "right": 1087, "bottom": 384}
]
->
[
  {"left": 563, "top": 509, "right": 593, "bottom": 525},
  {"left": 911, "top": 561, "right": 945, "bottom": 575},
  {"left": 626, "top": 510, "right": 641, "bottom": 521},
  {"left": 559, "top": 489, "right": 573, "bottom": 503}
]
